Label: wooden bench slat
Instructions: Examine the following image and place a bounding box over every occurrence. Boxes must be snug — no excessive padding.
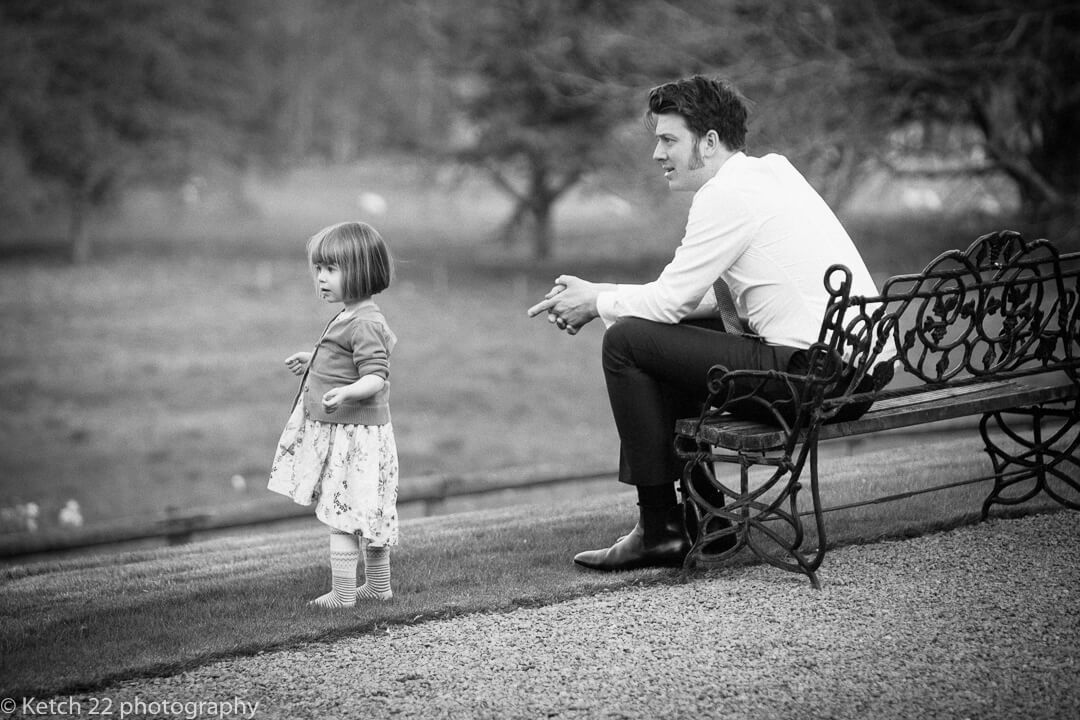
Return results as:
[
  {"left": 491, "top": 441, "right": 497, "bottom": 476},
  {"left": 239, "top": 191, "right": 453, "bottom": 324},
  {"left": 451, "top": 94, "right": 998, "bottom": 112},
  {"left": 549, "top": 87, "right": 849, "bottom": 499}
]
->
[
  {"left": 820, "top": 379, "right": 1076, "bottom": 440},
  {"left": 677, "top": 379, "right": 1078, "bottom": 452},
  {"left": 867, "top": 380, "right": 1027, "bottom": 411}
]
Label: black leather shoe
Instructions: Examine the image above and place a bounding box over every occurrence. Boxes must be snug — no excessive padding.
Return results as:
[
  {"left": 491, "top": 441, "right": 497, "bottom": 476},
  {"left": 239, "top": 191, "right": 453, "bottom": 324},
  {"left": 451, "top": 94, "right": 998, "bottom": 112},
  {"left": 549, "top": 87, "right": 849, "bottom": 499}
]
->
[{"left": 574, "top": 503, "right": 691, "bottom": 571}]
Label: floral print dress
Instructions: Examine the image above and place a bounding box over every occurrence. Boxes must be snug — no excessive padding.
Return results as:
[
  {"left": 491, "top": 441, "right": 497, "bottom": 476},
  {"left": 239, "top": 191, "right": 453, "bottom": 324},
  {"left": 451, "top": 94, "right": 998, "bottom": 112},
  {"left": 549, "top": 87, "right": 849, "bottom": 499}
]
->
[
  {"left": 268, "top": 404, "right": 399, "bottom": 546},
  {"left": 267, "top": 312, "right": 399, "bottom": 547}
]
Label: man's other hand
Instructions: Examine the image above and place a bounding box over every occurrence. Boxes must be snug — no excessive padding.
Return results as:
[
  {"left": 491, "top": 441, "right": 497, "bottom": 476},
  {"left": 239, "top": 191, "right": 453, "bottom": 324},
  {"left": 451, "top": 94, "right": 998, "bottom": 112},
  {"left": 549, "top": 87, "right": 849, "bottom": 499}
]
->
[{"left": 527, "top": 275, "right": 603, "bottom": 335}]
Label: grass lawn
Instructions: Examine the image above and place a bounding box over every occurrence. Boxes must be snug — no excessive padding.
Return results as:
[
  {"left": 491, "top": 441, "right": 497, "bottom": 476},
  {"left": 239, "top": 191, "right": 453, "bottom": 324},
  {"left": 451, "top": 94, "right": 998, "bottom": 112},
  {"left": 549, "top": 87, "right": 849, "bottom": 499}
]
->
[
  {"left": 1, "top": 159, "right": 698, "bottom": 540},
  {"left": 2, "top": 157, "right": 1060, "bottom": 543},
  {"left": 0, "top": 232, "right": 627, "bottom": 537},
  {"left": 2, "top": 160, "right": 1076, "bottom": 699},
  {"left": 0, "top": 430, "right": 1070, "bottom": 699}
]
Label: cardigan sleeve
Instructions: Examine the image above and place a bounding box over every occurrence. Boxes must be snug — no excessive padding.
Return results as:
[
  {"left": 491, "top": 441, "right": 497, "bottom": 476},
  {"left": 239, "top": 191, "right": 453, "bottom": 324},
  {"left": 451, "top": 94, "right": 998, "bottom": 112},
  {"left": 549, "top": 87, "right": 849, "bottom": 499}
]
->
[{"left": 349, "top": 319, "right": 391, "bottom": 379}]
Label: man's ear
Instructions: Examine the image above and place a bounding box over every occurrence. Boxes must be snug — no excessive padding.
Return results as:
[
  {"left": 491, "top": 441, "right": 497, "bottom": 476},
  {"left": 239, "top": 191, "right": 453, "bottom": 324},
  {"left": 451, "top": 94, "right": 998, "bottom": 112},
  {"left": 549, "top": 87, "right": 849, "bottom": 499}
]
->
[{"left": 702, "top": 129, "right": 722, "bottom": 157}]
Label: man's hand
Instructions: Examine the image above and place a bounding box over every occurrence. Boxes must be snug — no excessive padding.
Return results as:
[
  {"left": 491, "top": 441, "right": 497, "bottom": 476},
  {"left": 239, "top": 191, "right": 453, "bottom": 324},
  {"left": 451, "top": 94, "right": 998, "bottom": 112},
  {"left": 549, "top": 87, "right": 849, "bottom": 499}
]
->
[{"left": 526, "top": 275, "right": 604, "bottom": 335}]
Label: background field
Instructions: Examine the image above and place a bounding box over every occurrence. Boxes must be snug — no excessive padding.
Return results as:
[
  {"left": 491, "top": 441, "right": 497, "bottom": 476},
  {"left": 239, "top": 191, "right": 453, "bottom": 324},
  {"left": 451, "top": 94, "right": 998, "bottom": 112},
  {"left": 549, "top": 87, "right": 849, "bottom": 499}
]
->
[{"left": 0, "top": 157, "right": 1063, "bottom": 542}]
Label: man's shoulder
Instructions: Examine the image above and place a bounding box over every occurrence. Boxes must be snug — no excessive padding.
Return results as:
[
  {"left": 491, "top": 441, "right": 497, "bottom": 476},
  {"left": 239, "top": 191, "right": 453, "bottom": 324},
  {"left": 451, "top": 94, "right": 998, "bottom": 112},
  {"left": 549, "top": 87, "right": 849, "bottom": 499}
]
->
[
  {"left": 728, "top": 152, "right": 797, "bottom": 174},
  {"left": 704, "top": 152, "right": 803, "bottom": 193}
]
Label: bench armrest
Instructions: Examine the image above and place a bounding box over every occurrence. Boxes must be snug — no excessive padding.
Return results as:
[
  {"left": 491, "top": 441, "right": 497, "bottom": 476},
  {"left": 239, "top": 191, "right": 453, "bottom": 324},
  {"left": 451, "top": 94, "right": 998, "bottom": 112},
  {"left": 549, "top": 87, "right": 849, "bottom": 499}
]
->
[{"left": 696, "top": 343, "right": 847, "bottom": 439}]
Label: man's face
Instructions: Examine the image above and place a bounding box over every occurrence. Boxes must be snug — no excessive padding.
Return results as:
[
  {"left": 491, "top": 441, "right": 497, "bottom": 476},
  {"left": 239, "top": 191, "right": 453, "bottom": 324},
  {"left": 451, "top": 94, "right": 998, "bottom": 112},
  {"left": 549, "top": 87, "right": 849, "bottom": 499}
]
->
[{"left": 652, "top": 113, "right": 710, "bottom": 192}]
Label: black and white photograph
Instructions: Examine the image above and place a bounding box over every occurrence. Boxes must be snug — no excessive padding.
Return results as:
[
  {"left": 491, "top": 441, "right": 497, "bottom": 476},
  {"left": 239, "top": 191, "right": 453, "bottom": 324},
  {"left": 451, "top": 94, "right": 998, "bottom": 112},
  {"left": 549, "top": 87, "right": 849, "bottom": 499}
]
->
[{"left": 1, "top": 1, "right": 1078, "bottom": 718}]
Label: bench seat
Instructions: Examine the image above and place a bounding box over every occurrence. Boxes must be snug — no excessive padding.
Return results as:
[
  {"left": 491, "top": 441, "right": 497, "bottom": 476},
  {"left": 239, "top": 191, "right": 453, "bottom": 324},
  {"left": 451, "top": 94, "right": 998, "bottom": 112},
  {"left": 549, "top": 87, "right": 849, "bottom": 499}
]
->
[{"left": 677, "top": 378, "right": 1079, "bottom": 453}]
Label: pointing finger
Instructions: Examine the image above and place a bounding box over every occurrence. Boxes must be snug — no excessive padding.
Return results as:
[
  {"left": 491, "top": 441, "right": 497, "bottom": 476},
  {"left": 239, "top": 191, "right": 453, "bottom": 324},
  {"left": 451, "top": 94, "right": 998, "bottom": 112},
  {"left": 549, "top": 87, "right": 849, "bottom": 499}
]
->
[{"left": 527, "top": 297, "right": 556, "bottom": 317}]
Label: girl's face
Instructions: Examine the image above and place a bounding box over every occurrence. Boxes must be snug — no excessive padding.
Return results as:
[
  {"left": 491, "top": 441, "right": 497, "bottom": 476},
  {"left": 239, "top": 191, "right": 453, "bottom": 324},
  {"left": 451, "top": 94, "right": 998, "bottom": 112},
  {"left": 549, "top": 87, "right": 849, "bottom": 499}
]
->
[{"left": 314, "top": 263, "right": 346, "bottom": 304}]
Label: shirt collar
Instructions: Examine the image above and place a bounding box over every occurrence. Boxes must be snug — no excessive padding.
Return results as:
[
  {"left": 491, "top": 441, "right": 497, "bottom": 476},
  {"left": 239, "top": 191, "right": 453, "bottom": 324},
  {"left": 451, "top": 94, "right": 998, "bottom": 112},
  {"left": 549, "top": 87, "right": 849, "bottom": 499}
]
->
[
  {"left": 695, "top": 151, "right": 747, "bottom": 196},
  {"left": 714, "top": 150, "right": 748, "bottom": 177}
]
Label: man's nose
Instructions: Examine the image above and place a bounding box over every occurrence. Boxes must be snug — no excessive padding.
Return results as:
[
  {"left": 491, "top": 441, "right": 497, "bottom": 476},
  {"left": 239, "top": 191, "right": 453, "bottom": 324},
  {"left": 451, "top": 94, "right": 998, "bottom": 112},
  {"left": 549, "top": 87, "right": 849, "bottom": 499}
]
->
[{"left": 652, "top": 142, "right": 665, "bottom": 161}]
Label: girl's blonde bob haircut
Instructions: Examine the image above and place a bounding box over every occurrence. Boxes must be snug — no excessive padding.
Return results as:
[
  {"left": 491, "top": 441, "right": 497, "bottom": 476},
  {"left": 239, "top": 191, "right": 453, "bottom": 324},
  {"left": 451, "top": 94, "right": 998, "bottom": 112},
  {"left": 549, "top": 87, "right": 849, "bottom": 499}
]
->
[{"left": 306, "top": 221, "right": 393, "bottom": 300}]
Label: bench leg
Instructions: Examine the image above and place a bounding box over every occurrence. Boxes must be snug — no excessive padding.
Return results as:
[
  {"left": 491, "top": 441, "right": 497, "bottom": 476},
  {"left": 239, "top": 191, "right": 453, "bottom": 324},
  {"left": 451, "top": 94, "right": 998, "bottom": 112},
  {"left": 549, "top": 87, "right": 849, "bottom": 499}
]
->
[
  {"left": 979, "top": 400, "right": 1080, "bottom": 519},
  {"left": 679, "top": 435, "right": 827, "bottom": 588}
]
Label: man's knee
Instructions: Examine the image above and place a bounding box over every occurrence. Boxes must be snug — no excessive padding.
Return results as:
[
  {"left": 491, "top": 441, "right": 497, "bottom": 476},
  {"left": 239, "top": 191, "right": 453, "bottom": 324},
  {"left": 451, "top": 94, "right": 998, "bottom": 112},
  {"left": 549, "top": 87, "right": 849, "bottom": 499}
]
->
[{"left": 602, "top": 318, "right": 652, "bottom": 367}]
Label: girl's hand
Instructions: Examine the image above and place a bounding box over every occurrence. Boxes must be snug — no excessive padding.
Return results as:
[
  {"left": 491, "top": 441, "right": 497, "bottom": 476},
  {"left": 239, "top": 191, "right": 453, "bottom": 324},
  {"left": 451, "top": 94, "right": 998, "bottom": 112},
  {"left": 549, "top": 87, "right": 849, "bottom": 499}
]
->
[
  {"left": 321, "top": 376, "right": 384, "bottom": 413},
  {"left": 321, "top": 387, "right": 347, "bottom": 414},
  {"left": 285, "top": 352, "right": 312, "bottom": 376}
]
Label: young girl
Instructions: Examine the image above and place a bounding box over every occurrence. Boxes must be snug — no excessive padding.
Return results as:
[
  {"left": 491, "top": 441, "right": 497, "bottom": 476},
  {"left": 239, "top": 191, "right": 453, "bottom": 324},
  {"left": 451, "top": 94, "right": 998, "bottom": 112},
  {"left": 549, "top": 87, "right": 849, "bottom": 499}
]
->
[{"left": 268, "top": 221, "right": 399, "bottom": 608}]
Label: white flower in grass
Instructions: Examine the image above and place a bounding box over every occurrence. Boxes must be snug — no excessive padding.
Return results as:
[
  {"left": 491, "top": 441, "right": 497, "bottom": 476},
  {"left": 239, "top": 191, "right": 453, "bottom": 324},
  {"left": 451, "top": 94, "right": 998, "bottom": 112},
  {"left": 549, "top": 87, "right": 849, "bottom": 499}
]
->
[
  {"left": 356, "top": 191, "right": 387, "bottom": 216},
  {"left": 59, "top": 500, "right": 84, "bottom": 528},
  {"left": 22, "top": 502, "right": 40, "bottom": 532}
]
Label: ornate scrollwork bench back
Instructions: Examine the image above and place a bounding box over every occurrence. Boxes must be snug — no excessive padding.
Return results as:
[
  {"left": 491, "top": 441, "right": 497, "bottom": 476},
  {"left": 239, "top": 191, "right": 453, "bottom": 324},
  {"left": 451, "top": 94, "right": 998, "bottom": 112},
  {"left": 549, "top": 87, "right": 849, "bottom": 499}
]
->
[
  {"left": 678, "top": 230, "right": 1079, "bottom": 587},
  {"left": 814, "top": 229, "right": 1079, "bottom": 423}
]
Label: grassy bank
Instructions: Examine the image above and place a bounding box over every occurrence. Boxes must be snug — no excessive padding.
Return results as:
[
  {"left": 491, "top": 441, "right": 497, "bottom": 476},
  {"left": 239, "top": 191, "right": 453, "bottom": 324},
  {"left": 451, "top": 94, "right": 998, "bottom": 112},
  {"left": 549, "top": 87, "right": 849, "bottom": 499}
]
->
[
  {"left": 0, "top": 431, "right": 1068, "bottom": 699},
  {"left": 0, "top": 156, "right": 1053, "bottom": 540},
  {"left": 0, "top": 242, "right": 626, "bottom": 536},
  {"left": 1, "top": 160, "right": 681, "bottom": 538}
]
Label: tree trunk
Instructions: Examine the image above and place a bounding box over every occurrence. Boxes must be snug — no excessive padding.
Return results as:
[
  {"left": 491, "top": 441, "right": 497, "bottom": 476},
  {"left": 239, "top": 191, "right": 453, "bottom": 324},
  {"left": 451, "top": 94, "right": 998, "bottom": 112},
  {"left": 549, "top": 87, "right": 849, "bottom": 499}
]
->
[
  {"left": 496, "top": 201, "right": 530, "bottom": 247},
  {"left": 530, "top": 200, "right": 554, "bottom": 260},
  {"left": 488, "top": 156, "right": 582, "bottom": 259},
  {"left": 69, "top": 194, "right": 91, "bottom": 264}
]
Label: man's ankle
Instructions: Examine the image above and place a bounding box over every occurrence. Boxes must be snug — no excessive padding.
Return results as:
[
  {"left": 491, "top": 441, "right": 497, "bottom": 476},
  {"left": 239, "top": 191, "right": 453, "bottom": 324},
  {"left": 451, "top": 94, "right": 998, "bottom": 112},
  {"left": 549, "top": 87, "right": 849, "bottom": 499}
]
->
[{"left": 636, "top": 482, "right": 678, "bottom": 507}]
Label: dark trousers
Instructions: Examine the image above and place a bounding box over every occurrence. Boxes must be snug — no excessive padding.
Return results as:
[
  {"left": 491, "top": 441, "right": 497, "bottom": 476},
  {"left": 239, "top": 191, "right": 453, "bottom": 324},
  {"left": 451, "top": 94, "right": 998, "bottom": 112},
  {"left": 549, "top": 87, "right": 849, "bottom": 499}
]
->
[{"left": 602, "top": 317, "right": 803, "bottom": 488}]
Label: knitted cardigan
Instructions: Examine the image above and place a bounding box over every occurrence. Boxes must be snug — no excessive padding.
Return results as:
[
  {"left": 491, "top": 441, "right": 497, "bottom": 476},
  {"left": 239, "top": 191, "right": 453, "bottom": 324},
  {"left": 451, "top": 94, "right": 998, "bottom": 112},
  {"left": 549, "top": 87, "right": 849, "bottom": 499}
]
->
[{"left": 295, "top": 301, "right": 396, "bottom": 425}]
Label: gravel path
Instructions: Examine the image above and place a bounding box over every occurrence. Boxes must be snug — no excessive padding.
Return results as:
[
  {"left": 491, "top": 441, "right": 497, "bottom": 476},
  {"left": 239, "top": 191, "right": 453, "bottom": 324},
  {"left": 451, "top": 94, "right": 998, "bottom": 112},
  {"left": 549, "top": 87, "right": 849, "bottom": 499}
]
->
[{"left": 18, "top": 512, "right": 1080, "bottom": 720}]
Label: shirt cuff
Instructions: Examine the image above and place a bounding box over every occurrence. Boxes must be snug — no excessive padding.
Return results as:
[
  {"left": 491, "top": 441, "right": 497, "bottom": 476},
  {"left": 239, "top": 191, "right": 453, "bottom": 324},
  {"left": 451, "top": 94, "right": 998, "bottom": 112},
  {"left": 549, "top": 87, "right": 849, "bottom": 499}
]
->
[{"left": 596, "top": 290, "right": 619, "bottom": 328}]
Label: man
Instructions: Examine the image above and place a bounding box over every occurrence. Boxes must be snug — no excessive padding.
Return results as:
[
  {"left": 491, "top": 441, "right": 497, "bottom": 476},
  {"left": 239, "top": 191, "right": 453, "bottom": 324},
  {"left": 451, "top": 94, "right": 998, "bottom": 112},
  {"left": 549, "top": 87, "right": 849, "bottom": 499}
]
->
[{"left": 527, "top": 75, "right": 882, "bottom": 572}]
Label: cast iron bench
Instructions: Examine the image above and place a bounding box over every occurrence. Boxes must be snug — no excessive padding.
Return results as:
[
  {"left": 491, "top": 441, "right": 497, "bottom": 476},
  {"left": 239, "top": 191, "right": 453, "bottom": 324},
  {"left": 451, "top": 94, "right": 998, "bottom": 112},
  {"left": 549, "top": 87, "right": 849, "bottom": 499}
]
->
[{"left": 674, "top": 230, "right": 1080, "bottom": 588}]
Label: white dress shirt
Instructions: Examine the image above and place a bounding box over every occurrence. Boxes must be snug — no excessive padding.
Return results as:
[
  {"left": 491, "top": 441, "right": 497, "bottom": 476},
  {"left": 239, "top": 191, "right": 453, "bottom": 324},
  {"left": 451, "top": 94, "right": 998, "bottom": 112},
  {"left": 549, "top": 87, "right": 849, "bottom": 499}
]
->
[{"left": 596, "top": 152, "right": 881, "bottom": 349}]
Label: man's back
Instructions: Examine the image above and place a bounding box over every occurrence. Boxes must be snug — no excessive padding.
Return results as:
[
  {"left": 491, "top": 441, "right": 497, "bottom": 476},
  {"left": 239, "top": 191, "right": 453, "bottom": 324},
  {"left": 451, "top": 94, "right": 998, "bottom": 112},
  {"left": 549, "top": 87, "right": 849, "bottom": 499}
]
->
[{"left": 701, "top": 152, "right": 879, "bottom": 348}]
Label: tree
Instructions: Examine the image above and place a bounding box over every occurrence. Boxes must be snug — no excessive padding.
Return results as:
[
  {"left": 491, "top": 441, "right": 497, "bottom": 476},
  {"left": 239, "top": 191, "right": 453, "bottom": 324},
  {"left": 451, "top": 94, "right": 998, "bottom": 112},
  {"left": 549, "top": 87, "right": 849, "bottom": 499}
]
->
[
  {"left": 0, "top": 0, "right": 260, "bottom": 262},
  {"left": 782, "top": 0, "right": 1080, "bottom": 239},
  {"left": 423, "top": 1, "right": 619, "bottom": 258},
  {"left": 424, "top": 0, "right": 749, "bottom": 259},
  {"left": 249, "top": 0, "right": 434, "bottom": 164},
  {"left": 426, "top": 0, "right": 1080, "bottom": 254}
]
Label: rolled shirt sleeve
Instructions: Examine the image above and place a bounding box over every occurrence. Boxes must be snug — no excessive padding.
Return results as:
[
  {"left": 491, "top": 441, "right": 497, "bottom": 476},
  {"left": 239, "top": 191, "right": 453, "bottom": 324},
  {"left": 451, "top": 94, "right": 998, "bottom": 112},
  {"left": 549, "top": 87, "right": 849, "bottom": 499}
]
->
[{"left": 596, "top": 177, "right": 756, "bottom": 327}]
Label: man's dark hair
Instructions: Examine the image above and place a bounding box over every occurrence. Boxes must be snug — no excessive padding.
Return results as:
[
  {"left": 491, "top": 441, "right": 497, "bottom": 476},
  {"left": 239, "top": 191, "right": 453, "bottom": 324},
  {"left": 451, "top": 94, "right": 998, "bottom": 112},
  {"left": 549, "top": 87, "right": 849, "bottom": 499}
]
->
[{"left": 645, "top": 75, "right": 748, "bottom": 151}]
